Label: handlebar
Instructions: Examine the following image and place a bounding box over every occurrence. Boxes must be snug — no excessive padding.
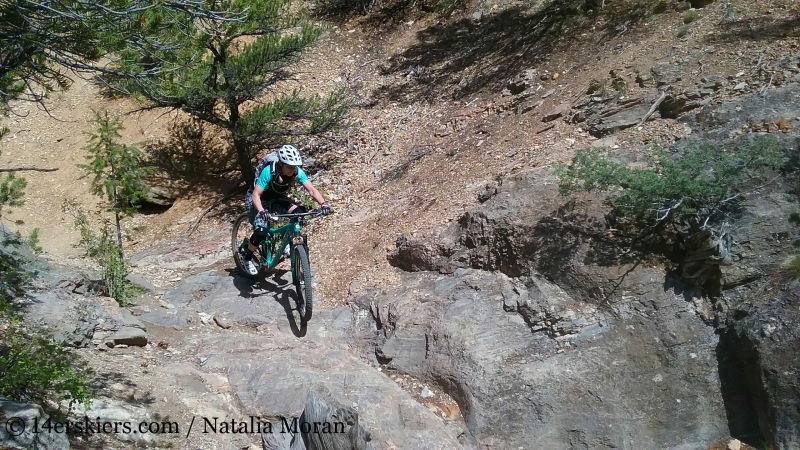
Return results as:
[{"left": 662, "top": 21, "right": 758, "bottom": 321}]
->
[{"left": 268, "top": 209, "right": 332, "bottom": 219}]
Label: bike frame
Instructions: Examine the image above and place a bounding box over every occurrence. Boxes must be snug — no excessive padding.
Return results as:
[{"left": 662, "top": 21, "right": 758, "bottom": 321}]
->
[{"left": 254, "top": 212, "right": 314, "bottom": 277}]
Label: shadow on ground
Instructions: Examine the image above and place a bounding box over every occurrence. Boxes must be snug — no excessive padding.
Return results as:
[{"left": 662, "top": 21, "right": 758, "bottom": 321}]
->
[
  {"left": 228, "top": 268, "right": 308, "bottom": 337},
  {"left": 141, "top": 117, "right": 240, "bottom": 199},
  {"left": 706, "top": 15, "right": 800, "bottom": 45},
  {"left": 371, "top": 0, "right": 669, "bottom": 103}
]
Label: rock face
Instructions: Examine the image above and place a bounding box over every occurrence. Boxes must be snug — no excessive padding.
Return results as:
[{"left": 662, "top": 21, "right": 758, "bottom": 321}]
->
[
  {"left": 720, "top": 280, "right": 800, "bottom": 449},
  {"left": 261, "top": 390, "right": 375, "bottom": 450},
  {"left": 135, "top": 270, "right": 464, "bottom": 449},
  {"left": 353, "top": 268, "right": 727, "bottom": 449},
  {"left": 0, "top": 396, "right": 70, "bottom": 450},
  {"left": 381, "top": 72, "right": 800, "bottom": 449}
]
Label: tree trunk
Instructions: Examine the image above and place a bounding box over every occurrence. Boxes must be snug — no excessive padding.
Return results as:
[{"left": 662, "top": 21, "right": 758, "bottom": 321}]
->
[
  {"left": 230, "top": 103, "right": 255, "bottom": 187},
  {"left": 234, "top": 136, "right": 255, "bottom": 187},
  {"left": 108, "top": 148, "right": 124, "bottom": 257}
]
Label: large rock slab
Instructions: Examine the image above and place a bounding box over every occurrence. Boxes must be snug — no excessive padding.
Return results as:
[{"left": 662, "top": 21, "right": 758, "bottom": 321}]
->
[
  {"left": 353, "top": 269, "right": 728, "bottom": 449},
  {"left": 194, "top": 332, "right": 464, "bottom": 449},
  {"left": 720, "top": 280, "right": 800, "bottom": 449}
]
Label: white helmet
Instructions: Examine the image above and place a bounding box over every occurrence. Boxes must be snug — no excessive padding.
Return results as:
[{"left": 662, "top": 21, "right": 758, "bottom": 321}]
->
[{"left": 278, "top": 144, "right": 303, "bottom": 166}]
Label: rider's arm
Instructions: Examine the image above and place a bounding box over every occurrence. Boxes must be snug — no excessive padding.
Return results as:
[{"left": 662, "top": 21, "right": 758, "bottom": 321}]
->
[
  {"left": 252, "top": 185, "right": 266, "bottom": 212},
  {"left": 301, "top": 181, "right": 326, "bottom": 206},
  {"left": 252, "top": 169, "right": 272, "bottom": 212}
]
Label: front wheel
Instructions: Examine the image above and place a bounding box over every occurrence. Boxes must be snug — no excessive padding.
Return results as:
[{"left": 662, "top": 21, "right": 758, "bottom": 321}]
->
[{"left": 292, "top": 245, "right": 313, "bottom": 322}]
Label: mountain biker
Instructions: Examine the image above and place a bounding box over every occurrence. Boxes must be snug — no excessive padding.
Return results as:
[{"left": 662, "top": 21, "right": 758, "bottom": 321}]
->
[{"left": 242, "top": 144, "right": 332, "bottom": 276}]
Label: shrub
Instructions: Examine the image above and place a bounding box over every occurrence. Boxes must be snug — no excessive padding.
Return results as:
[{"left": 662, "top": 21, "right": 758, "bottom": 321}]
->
[
  {"left": 556, "top": 136, "right": 784, "bottom": 230},
  {"left": 682, "top": 9, "right": 699, "bottom": 24},
  {"left": 0, "top": 233, "right": 30, "bottom": 314},
  {"left": 723, "top": 4, "right": 738, "bottom": 21},
  {"left": 676, "top": 25, "right": 689, "bottom": 38},
  {"left": 0, "top": 172, "right": 26, "bottom": 217},
  {"left": 25, "top": 228, "right": 42, "bottom": 253},
  {"left": 62, "top": 200, "right": 133, "bottom": 305},
  {"left": 782, "top": 255, "right": 800, "bottom": 278},
  {"left": 0, "top": 319, "right": 92, "bottom": 408}
]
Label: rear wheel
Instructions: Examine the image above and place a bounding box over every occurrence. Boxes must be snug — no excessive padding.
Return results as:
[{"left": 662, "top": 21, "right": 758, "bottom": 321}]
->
[
  {"left": 231, "top": 213, "right": 259, "bottom": 278},
  {"left": 292, "top": 245, "right": 313, "bottom": 322}
]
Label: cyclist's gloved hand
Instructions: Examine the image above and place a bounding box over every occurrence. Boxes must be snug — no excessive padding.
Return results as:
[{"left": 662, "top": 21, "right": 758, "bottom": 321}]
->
[
  {"left": 319, "top": 204, "right": 333, "bottom": 216},
  {"left": 257, "top": 210, "right": 272, "bottom": 222}
]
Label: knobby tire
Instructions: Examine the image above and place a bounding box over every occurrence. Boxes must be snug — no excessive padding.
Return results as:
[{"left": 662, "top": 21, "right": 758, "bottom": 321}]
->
[{"left": 293, "top": 245, "right": 313, "bottom": 322}]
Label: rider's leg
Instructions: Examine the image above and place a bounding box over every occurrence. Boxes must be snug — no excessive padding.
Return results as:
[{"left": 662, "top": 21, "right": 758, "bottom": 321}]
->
[
  {"left": 245, "top": 199, "right": 273, "bottom": 258},
  {"left": 270, "top": 197, "right": 307, "bottom": 215},
  {"left": 267, "top": 198, "right": 307, "bottom": 257}
]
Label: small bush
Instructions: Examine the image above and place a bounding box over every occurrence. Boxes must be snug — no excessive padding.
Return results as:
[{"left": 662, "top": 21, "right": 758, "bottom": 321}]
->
[
  {"left": 683, "top": 9, "right": 699, "bottom": 24},
  {"left": 611, "top": 78, "right": 627, "bottom": 92},
  {"left": 723, "top": 4, "right": 738, "bottom": 21},
  {"left": 556, "top": 136, "right": 785, "bottom": 229},
  {"left": 782, "top": 255, "right": 800, "bottom": 278},
  {"left": 676, "top": 25, "right": 689, "bottom": 38},
  {"left": 0, "top": 172, "right": 26, "bottom": 217},
  {"left": 289, "top": 184, "right": 328, "bottom": 212},
  {"left": 587, "top": 79, "right": 608, "bottom": 96},
  {"left": 62, "top": 200, "right": 133, "bottom": 306},
  {"left": 0, "top": 234, "right": 30, "bottom": 314},
  {"left": 26, "top": 228, "right": 42, "bottom": 253},
  {"left": 0, "top": 319, "right": 92, "bottom": 407}
]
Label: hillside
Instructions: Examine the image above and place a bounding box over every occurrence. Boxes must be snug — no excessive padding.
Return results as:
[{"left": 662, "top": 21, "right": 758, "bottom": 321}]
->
[{"left": 1, "top": 0, "right": 799, "bottom": 449}]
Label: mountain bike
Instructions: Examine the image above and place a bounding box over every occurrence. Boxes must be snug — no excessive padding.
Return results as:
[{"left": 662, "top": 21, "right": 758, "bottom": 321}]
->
[{"left": 231, "top": 209, "right": 327, "bottom": 322}]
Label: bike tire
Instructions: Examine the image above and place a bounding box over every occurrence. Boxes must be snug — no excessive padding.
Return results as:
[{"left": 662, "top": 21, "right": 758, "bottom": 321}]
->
[
  {"left": 231, "top": 213, "right": 258, "bottom": 278},
  {"left": 292, "top": 245, "right": 313, "bottom": 322}
]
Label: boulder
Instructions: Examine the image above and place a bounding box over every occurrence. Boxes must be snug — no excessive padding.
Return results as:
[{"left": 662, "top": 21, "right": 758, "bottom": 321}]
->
[
  {"left": 353, "top": 268, "right": 728, "bottom": 449},
  {"left": 141, "top": 184, "right": 180, "bottom": 206},
  {"left": 0, "top": 396, "right": 70, "bottom": 450},
  {"left": 108, "top": 327, "right": 148, "bottom": 347}
]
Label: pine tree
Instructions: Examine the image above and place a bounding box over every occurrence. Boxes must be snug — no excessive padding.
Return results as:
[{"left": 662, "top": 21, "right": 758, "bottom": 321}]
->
[
  {"left": 112, "top": 0, "right": 347, "bottom": 184},
  {"left": 0, "top": 0, "right": 237, "bottom": 110},
  {"left": 80, "top": 111, "right": 149, "bottom": 254},
  {"left": 78, "top": 111, "right": 150, "bottom": 303}
]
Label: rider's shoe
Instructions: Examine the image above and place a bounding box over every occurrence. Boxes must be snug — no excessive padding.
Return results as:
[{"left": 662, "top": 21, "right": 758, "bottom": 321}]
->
[{"left": 244, "top": 259, "right": 259, "bottom": 276}]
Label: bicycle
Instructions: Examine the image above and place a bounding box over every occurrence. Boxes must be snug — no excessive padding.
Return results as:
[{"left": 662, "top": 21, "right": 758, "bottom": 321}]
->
[{"left": 231, "top": 209, "right": 328, "bottom": 322}]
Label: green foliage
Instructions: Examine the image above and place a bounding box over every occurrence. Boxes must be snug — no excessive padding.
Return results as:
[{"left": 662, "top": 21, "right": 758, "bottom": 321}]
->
[
  {"left": 25, "top": 228, "right": 42, "bottom": 254},
  {"left": 290, "top": 185, "right": 322, "bottom": 211},
  {"left": 556, "top": 136, "right": 785, "bottom": 228},
  {"left": 436, "top": 0, "right": 465, "bottom": 13},
  {"left": 78, "top": 110, "right": 150, "bottom": 305},
  {"left": 0, "top": 320, "right": 92, "bottom": 408},
  {"left": 112, "top": 0, "right": 348, "bottom": 183},
  {"left": 0, "top": 172, "right": 27, "bottom": 218},
  {"left": 676, "top": 25, "right": 689, "bottom": 38},
  {"left": 782, "top": 255, "right": 800, "bottom": 278},
  {"left": 682, "top": 9, "right": 699, "bottom": 24},
  {"left": 723, "top": 4, "right": 738, "bottom": 21},
  {"left": 62, "top": 201, "right": 133, "bottom": 306},
  {"left": 587, "top": 79, "right": 609, "bottom": 96},
  {"left": 0, "top": 0, "right": 134, "bottom": 109},
  {"left": 80, "top": 111, "right": 151, "bottom": 220},
  {"left": 0, "top": 1, "right": 235, "bottom": 110},
  {"left": 0, "top": 233, "right": 30, "bottom": 315},
  {"left": 317, "top": 0, "right": 464, "bottom": 18}
]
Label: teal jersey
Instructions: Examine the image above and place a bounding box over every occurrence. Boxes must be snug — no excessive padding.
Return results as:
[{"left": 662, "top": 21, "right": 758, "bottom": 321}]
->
[{"left": 256, "top": 165, "right": 309, "bottom": 190}]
